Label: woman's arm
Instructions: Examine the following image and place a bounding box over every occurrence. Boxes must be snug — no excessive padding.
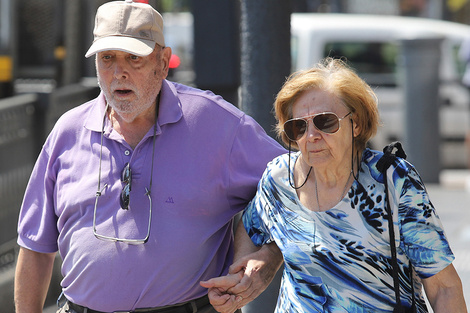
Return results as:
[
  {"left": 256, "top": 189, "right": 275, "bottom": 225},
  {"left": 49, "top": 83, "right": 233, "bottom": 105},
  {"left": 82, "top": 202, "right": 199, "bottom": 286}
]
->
[{"left": 422, "top": 263, "right": 467, "bottom": 313}]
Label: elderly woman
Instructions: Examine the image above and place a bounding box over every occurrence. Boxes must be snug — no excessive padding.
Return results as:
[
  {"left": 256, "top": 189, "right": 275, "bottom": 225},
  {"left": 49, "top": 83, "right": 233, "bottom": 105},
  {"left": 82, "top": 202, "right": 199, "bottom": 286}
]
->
[{"left": 202, "top": 58, "right": 467, "bottom": 312}]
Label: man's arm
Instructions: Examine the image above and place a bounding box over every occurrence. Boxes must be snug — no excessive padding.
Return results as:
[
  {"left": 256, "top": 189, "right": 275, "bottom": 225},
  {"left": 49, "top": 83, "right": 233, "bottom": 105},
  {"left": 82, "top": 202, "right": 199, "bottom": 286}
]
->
[
  {"left": 201, "top": 221, "right": 283, "bottom": 312},
  {"left": 227, "top": 221, "right": 283, "bottom": 301},
  {"left": 422, "top": 263, "right": 467, "bottom": 313},
  {"left": 14, "top": 247, "right": 56, "bottom": 313}
]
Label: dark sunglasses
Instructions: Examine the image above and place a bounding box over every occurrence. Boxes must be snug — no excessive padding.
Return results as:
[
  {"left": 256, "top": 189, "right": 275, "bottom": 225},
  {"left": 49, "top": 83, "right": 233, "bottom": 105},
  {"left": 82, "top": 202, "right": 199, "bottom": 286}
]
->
[
  {"left": 120, "top": 163, "right": 132, "bottom": 210},
  {"left": 283, "top": 112, "right": 352, "bottom": 141}
]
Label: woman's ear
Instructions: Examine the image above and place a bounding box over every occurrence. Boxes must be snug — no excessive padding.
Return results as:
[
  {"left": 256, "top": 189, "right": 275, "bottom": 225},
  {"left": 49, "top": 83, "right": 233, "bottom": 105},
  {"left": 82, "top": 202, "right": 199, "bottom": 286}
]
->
[{"left": 352, "top": 118, "right": 361, "bottom": 138}]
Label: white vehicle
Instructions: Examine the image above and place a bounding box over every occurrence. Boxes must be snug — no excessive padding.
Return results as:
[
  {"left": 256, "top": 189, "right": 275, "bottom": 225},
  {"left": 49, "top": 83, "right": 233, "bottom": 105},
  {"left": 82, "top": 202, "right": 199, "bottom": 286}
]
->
[{"left": 291, "top": 13, "right": 470, "bottom": 168}]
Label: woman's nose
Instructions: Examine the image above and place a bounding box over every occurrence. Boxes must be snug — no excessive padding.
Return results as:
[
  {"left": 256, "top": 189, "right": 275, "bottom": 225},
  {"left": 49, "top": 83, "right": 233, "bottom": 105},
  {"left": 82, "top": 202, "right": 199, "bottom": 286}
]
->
[{"left": 305, "top": 119, "right": 321, "bottom": 140}]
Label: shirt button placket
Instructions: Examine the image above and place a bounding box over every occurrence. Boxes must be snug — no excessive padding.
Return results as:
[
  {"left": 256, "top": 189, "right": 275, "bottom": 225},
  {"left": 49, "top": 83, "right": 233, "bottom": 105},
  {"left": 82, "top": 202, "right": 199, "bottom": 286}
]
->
[{"left": 124, "top": 149, "right": 131, "bottom": 165}]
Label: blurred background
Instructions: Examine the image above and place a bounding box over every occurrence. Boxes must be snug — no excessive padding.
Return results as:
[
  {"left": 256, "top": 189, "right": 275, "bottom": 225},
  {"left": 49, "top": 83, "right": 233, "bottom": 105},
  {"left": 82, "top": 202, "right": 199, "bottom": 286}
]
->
[{"left": 1, "top": 0, "right": 470, "bottom": 312}]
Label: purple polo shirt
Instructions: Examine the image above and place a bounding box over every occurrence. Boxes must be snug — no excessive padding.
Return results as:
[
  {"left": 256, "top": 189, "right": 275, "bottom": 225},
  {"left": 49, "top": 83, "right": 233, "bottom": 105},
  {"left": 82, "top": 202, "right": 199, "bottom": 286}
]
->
[{"left": 17, "top": 80, "right": 285, "bottom": 312}]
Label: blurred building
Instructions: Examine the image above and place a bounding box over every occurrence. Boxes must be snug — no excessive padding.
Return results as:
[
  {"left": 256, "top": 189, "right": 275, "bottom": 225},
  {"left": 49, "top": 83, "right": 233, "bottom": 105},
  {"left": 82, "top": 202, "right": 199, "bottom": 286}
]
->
[{"left": 291, "top": 0, "right": 470, "bottom": 23}]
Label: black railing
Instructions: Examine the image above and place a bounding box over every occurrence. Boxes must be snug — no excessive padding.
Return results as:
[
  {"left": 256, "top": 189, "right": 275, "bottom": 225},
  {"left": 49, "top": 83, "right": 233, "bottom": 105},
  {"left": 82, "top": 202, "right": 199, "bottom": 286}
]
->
[{"left": 0, "top": 83, "right": 99, "bottom": 312}]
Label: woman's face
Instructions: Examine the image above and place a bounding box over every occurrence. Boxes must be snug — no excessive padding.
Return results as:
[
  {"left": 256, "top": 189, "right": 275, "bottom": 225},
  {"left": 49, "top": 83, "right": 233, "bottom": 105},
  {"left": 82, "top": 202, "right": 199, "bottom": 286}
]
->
[{"left": 292, "top": 88, "right": 358, "bottom": 170}]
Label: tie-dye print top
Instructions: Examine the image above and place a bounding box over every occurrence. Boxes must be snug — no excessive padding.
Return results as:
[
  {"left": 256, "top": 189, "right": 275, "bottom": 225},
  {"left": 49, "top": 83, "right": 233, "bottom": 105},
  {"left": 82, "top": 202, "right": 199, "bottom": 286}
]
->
[{"left": 243, "top": 148, "right": 454, "bottom": 312}]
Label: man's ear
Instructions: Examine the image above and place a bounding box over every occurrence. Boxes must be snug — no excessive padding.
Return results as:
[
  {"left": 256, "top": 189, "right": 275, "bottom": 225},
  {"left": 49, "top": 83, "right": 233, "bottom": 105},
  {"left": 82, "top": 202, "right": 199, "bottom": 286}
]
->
[{"left": 161, "top": 47, "right": 172, "bottom": 79}]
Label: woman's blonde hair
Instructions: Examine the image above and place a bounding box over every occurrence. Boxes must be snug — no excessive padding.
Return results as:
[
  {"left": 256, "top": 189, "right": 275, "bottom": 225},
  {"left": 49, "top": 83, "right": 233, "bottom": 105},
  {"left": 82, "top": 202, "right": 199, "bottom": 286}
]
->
[{"left": 274, "top": 57, "right": 380, "bottom": 153}]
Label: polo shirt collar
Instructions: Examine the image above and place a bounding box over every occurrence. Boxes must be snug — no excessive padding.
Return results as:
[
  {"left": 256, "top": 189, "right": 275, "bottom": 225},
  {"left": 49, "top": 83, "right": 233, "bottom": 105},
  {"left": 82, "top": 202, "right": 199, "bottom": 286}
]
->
[
  {"left": 84, "top": 79, "right": 183, "bottom": 133},
  {"left": 157, "top": 79, "right": 183, "bottom": 127}
]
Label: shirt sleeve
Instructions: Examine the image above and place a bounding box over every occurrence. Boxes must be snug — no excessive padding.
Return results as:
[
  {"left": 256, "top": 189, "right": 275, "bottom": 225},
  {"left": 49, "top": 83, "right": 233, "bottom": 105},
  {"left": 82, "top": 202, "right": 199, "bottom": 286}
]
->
[
  {"left": 398, "top": 165, "right": 455, "bottom": 279},
  {"left": 226, "top": 114, "right": 286, "bottom": 212},
  {"left": 17, "top": 142, "right": 59, "bottom": 253}
]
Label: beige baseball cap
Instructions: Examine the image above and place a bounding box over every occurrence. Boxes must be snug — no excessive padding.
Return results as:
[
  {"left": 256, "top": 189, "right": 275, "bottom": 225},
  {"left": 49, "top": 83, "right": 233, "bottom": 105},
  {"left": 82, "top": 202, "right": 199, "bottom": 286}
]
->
[{"left": 85, "top": 0, "right": 165, "bottom": 58}]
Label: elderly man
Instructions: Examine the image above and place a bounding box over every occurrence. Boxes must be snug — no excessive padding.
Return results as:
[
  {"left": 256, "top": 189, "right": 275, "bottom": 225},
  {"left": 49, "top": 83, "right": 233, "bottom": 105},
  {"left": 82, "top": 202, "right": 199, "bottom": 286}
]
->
[{"left": 14, "top": 1, "right": 284, "bottom": 312}]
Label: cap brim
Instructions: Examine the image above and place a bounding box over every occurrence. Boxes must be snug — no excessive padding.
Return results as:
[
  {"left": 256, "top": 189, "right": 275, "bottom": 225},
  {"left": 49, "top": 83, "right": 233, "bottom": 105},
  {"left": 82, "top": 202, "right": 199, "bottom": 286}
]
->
[{"left": 85, "top": 36, "right": 156, "bottom": 58}]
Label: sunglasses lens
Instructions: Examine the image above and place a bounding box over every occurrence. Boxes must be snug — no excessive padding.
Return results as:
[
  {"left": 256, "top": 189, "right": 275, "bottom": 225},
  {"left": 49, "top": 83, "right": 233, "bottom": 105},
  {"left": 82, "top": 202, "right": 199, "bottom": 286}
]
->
[
  {"left": 313, "top": 113, "right": 340, "bottom": 133},
  {"left": 121, "top": 163, "right": 131, "bottom": 183},
  {"left": 120, "top": 163, "right": 132, "bottom": 210},
  {"left": 120, "top": 185, "right": 130, "bottom": 210},
  {"left": 284, "top": 119, "right": 307, "bottom": 141}
]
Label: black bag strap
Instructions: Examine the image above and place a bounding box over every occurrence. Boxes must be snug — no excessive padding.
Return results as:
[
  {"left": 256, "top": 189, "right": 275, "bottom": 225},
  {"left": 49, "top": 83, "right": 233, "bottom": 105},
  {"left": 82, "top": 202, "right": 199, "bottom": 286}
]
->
[
  {"left": 376, "top": 142, "right": 415, "bottom": 312},
  {"left": 376, "top": 141, "right": 407, "bottom": 173}
]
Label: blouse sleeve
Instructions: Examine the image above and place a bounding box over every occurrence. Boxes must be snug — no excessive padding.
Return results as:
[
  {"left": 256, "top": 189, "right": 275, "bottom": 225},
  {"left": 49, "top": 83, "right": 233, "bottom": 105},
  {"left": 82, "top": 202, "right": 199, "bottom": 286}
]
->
[
  {"left": 242, "top": 167, "right": 276, "bottom": 247},
  {"left": 398, "top": 165, "right": 455, "bottom": 279}
]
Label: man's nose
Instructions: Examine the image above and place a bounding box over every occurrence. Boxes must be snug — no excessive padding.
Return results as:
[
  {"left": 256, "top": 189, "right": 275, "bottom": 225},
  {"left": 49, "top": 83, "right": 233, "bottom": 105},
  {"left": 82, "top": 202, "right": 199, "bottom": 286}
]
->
[{"left": 113, "top": 60, "right": 129, "bottom": 79}]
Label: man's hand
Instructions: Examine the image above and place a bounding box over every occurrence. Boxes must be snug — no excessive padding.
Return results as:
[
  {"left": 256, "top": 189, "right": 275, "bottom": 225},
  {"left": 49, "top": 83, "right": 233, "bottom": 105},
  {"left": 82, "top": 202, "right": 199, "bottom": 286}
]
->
[
  {"left": 226, "top": 243, "right": 283, "bottom": 307},
  {"left": 201, "top": 220, "right": 284, "bottom": 312},
  {"left": 200, "top": 271, "right": 243, "bottom": 313}
]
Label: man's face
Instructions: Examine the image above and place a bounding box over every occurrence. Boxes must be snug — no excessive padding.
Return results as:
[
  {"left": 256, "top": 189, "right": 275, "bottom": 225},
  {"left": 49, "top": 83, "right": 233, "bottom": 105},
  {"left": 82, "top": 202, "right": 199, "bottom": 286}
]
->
[{"left": 96, "top": 47, "right": 171, "bottom": 122}]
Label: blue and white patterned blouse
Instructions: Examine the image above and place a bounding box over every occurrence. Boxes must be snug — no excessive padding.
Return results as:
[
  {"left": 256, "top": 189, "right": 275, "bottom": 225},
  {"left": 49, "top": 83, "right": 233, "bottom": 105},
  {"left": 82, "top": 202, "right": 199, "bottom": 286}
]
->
[{"left": 243, "top": 148, "right": 454, "bottom": 312}]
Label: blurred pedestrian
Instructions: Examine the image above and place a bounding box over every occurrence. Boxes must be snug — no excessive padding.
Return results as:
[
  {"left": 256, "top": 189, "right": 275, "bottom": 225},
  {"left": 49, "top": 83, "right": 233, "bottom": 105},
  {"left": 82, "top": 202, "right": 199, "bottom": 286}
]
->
[
  {"left": 14, "top": 1, "right": 285, "bottom": 312},
  {"left": 203, "top": 58, "right": 467, "bottom": 312}
]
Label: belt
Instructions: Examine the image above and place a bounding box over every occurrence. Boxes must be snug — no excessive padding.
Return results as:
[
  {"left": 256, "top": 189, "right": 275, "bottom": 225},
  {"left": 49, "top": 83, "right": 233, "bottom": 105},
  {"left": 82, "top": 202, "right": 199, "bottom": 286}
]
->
[{"left": 66, "top": 295, "right": 211, "bottom": 313}]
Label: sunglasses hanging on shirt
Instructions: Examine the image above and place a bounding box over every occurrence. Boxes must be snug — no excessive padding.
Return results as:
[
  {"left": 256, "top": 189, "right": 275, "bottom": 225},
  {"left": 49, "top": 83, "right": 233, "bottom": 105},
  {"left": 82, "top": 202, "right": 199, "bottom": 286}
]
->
[{"left": 92, "top": 94, "right": 160, "bottom": 244}]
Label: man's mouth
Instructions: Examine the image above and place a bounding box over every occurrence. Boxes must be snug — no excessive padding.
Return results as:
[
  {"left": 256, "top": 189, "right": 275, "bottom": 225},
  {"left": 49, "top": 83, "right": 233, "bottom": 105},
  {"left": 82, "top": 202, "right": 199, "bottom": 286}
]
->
[{"left": 115, "top": 89, "right": 132, "bottom": 95}]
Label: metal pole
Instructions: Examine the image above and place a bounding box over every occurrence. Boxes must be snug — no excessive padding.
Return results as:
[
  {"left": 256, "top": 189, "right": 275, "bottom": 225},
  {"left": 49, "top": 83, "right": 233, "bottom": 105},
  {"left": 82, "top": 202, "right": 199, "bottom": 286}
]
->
[
  {"left": 428, "top": 0, "right": 443, "bottom": 19},
  {"left": 191, "top": 0, "right": 240, "bottom": 106},
  {"left": 62, "top": 0, "right": 82, "bottom": 85},
  {"left": 399, "top": 36, "right": 443, "bottom": 183},
  {"left": 240, "top": 0, "right": 291, "bottom": 138},
  {"left": 239, "top": 1, "right": 291, "bottom": 312}
]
